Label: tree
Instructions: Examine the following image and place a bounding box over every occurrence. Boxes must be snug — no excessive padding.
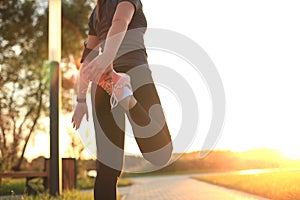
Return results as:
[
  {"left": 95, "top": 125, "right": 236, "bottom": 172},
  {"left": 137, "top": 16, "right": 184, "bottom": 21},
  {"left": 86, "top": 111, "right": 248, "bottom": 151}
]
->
[{"left": 0, "top": 0, "right": 94, "bottom": 171}]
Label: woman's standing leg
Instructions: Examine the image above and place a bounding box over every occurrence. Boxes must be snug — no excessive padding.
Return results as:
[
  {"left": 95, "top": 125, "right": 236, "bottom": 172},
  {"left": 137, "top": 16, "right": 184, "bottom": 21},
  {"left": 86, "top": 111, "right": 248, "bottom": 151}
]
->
[{"left": 91, "top": 83, "right": 126, "bottom": 200}]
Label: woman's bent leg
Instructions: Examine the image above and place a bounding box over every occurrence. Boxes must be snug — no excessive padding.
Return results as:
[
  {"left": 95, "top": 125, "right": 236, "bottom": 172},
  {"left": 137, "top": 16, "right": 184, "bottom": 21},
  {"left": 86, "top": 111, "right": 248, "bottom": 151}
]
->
[{"left": 126, "top": 66, "right": 173, "bottom": 166}]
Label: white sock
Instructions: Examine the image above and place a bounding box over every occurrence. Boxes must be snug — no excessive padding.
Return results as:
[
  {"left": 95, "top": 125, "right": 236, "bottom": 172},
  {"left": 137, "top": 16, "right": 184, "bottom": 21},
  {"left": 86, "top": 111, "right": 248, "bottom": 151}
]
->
[{"left": 119, "top": 86, "right": 133, "bottom": 101}]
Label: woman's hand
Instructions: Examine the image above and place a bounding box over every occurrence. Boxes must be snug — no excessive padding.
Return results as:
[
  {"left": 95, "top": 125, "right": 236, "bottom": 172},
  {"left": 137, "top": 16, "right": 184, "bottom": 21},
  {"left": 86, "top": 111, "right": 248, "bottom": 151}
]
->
[
  {"left": 82, "top": 53, "right": 113, "bottom": 84},
  {"left": 71, "top": 103, "right": 89, "bottom": 130}
]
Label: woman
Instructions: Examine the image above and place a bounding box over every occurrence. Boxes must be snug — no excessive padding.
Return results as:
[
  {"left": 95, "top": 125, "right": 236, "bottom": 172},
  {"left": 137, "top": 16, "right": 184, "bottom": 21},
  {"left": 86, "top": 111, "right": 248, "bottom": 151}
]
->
[{"left": 72, "top": 0, "right": 172, "bottom": 199}]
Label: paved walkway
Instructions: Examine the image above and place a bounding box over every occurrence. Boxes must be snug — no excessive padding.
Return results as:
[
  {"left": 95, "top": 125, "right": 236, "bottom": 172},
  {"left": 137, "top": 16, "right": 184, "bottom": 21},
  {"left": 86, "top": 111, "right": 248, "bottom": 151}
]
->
[{"left": 118, "top": 174, "right": 270, "bottom": 200}]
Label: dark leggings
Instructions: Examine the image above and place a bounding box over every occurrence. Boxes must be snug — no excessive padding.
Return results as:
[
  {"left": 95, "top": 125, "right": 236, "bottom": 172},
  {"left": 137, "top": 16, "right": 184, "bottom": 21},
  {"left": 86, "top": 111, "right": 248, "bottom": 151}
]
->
[{"left": 91, "top": 65, "right": 172, "bottom": 200}]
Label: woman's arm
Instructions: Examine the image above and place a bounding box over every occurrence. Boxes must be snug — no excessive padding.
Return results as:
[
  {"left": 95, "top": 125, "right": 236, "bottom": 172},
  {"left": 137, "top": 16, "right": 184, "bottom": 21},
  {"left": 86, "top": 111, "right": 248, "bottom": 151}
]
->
[
  {"left": 77, "top": 35, "right": 100, "bottom": 99},
  {"left": 72, "top": 35, "right": 100, "bottom": 129},
  {"left": 83, "top": 2, "right": 136, "bottom": 82},
  {"left": 102, "top": 1, "right": 135, "bottom": 62}
]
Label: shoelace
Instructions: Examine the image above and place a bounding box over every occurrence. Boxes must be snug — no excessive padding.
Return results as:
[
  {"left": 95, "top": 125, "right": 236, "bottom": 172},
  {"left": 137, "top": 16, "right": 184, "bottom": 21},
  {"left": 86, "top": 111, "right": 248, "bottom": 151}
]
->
[
  {"left": 110, "top": 87, "right": 119, "bottom": 109},
  {"left": 99, "top": 72, "right": 132, "bottom": 109},
  {"left": 99, "top": 79, "right": 123, "bottom": 109}
]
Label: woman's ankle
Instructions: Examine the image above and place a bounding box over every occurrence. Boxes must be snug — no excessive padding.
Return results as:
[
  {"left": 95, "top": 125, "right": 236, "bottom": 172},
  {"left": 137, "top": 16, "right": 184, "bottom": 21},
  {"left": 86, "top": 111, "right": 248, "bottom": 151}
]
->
[{"left": 119, "top": 96, "right": 137, "bottom": 110}]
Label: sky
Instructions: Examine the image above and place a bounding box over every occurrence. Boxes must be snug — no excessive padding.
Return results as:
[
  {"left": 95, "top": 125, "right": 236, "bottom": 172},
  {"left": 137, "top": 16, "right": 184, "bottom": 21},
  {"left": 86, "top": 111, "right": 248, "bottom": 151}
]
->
[{"left": 25, "top": 0, "right": 300, "bottom": 160}]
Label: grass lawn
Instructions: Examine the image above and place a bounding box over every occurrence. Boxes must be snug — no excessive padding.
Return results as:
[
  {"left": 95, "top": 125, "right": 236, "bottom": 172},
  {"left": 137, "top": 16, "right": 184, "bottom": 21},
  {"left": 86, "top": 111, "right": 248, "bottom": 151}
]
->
[
  {"left": 22, "top": 190, "right": 94, "bottom": 200},
  {"left": 0, "top": 177, "right": 130, "bottom": 199},
  {"left": 21, "top": 190, "right": 122, "bottom": 200},
  {"left": 0, "top": 178, "right": 46, "bottom": 196},
  {"left": 0, "top": 188, "right": 121, "bottom": 200},
  {"left": 194, "top": 170, "right": 300, "bottom": 200}
]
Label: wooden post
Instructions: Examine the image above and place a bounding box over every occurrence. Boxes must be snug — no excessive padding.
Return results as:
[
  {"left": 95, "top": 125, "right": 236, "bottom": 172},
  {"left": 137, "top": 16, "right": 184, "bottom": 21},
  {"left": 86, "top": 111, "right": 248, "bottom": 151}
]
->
[
  {"left": 48, "top": 0, "right": 62, "bottom": 61},
  {"left": 43, "top": 159, "right": 50, "bottom": 190},
  {"left": 49, "top": 61, "right": 62, "bottom": 196},
  {"left": 49, "top": 0, "right": 62, "bottom": 196},
  {"left": 62, "top": 158, "right": 76, "bottom": 190}
]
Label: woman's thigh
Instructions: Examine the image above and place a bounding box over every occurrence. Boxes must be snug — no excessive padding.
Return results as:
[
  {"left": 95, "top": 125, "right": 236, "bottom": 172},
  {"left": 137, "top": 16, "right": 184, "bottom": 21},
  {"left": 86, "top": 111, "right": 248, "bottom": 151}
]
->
[{"left": 124, "top": 65, "right": 171, "bottom": 145}]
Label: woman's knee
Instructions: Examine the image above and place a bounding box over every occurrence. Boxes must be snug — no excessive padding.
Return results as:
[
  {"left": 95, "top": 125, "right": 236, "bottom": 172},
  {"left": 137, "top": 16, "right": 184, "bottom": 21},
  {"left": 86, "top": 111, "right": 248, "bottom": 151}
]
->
[{"left": 142, "top": 142, "right": 173, "bottom": 166}]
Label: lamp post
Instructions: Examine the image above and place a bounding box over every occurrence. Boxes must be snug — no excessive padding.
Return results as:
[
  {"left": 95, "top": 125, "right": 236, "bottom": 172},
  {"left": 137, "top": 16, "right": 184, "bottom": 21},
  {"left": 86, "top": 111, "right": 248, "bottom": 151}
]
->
[{"left": 48, "top": 0, "right": 62, "bottom": 196}]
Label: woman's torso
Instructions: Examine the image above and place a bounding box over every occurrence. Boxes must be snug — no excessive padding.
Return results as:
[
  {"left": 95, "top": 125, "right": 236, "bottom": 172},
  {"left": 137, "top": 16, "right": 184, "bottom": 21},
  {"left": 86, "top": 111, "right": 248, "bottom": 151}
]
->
[{"left": 89, "top": 0, "right": 148, "bottom": 68}]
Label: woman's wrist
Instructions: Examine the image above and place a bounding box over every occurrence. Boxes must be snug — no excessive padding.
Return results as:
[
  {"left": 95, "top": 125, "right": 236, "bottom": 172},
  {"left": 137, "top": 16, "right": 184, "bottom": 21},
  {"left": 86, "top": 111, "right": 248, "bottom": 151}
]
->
[{"left": 77, "top": 97, "right": 86, "bottom": 103}]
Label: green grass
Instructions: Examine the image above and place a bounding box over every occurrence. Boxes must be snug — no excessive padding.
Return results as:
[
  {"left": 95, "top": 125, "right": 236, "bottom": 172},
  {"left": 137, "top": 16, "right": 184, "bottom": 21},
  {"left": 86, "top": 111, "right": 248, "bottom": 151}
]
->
[
  {"left": 0, "top": 177, "right": 129, "bottom": 199},
  {"left": 194, "top": 170, "right": 300, "bottom": 200},
  {"left": 0, "top": 187, "right": 121, "bottom": 200},
  {"left": 23, "top": 190, "right": 94, "bottom": 200},
  {"left": 0, "top": 178, "right": 44, "bottom": 196},
  {"left": 0, "top": 179, "right": 25, "bottom": 195},
  {"left": 1, "top": 192, "right": 122, "bottom": 200},
  {"left": 2, "top": 190, "right": 121, "bottom": 200},
  {"left": 76, "top": 177, "right": 94, "bottom": 190}
]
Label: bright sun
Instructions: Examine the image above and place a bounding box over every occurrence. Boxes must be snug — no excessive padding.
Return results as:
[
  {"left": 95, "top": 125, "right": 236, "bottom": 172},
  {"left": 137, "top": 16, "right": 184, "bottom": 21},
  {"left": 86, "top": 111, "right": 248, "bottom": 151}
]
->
[{"left": 281, "top": 148, "right": 300, "bottom": 160}]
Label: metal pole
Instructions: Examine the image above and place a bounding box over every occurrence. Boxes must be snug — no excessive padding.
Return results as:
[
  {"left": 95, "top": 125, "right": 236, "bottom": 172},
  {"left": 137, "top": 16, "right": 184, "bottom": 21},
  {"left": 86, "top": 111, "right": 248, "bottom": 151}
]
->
[{"left": 48, "top": 0, "right": 62, "bottom": 196}]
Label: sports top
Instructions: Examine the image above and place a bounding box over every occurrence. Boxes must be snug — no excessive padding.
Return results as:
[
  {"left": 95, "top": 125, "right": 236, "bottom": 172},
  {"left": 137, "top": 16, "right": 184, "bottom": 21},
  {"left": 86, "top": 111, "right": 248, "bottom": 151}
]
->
[{"left": 88, "top": 0, "right": 148, "bottom": 64}]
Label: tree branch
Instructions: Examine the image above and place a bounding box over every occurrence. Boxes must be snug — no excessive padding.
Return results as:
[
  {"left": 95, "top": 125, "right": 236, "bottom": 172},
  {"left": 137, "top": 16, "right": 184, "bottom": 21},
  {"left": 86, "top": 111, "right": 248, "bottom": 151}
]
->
[{"left": 14, "top": 82, "right": 44, "bottom": 170}]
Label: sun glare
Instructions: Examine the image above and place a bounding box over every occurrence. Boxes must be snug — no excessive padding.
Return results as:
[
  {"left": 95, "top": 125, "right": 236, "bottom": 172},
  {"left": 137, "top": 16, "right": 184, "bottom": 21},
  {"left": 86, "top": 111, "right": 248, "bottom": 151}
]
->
[
  {"left": 281, "top": 148, "right": 300, "bottom": 160},
  {"left": 238, "top": 169, "right": 272, "bottom": 175}
]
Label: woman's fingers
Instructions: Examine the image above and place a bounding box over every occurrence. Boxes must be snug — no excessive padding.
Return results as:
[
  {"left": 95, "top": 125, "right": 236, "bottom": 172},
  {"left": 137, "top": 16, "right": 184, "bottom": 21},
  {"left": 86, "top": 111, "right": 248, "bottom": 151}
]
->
[
  {"left": 72, "top": 112, "right": 81, "bottom": 130},
  {"left": 71, "top": 116, "right": 77, "bottom": 128},
  {"left": 71, "top": 105, "right": 89, "bottom": 130},
  {"left": 72, "top": 116, "right": 79, "bottom": 130},
  {"left": 75, "top": 117, "right": 85, "bottom": 129},
  {"left": 81, "top": 56, "right": 114, "bottom": 83}
]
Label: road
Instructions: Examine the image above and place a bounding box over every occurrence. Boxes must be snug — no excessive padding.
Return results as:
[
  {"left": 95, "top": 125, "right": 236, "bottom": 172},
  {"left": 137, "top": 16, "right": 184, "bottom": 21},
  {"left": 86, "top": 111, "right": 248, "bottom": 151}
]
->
[{"left": 118, "top": 174, "right": 270, "bottom": 200}]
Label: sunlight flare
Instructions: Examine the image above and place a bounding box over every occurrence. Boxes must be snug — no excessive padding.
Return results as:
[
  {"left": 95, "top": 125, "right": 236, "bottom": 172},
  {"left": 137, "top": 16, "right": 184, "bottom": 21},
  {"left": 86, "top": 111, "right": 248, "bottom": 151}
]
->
[{"left": 281, "top": 148, "right": 300, "bottom": 160}]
